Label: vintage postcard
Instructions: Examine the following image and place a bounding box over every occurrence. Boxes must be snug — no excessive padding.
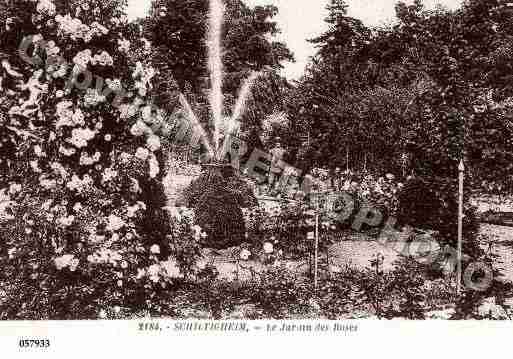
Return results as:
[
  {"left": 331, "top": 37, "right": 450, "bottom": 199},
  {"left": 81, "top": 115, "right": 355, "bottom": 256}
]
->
[{"left": 0, "top": 0, "right": 512, "bottom": 356}]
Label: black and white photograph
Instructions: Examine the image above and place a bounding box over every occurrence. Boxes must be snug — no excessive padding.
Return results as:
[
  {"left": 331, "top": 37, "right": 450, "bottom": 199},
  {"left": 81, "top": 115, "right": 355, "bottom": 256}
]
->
[{"left": 2, "top": 0, "right": 513, "bottom": 333}]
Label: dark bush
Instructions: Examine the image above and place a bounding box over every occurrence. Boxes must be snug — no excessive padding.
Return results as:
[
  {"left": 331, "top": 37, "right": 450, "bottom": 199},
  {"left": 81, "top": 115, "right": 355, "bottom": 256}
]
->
[
  {"left": 397, "top": 176, "right": 483, "bottom": 258},
  {"left": 273, "top": 202, "right": 311, "bottom": 257},
  {"left": 183, "top": 168, "right": 257, "bottom": 249},
  {"left": 138, "top": 176, "right": 173, "bottom": 260},
  {"left": 196, "top": 184, "right": 246, "bottom": 249},
  {"left": 248, "top": 267, "right": 311, "bottom": 319}
]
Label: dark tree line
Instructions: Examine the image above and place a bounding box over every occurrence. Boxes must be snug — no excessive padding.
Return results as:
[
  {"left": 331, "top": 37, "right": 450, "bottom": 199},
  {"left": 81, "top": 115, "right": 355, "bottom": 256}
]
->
[{"left": 284, "top": 0, "right": 513, "bottom": 195}]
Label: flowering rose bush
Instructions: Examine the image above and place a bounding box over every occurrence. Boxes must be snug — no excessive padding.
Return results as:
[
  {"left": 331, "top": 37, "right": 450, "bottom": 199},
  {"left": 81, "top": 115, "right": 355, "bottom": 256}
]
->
[
  {"left": 330, "top": 170, "right": 402, "bottom": 216},
  {"left": 244, "top": 199, "right": 330, "bottom": 259},
  {"left": 166, "top": 206, "right": 207, "bottom": 280},
  {"left": 0, "top": 0, "right": 204, "bottom": 319}
]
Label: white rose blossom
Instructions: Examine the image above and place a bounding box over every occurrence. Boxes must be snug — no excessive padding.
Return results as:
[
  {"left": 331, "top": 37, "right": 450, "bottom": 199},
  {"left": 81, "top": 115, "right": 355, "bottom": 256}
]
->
[
  {"left": 106, "top": 78, "right": 122, "bottom": 91},
  {"left": 66, "top": 174, "right": 93, "bottom": 193},
  {"left": 146, "top": 135, "right": 161, "bottom": 152},
  {"left": 57, "top": 215, "right": 75, "bottom": 228},
  {"left": 44, "top": 40, "right": 60, "bottom": 57},
  {"left": 148, "top": 264, "right": 161, "bottom": 283},
  {"left": 8, "top": 183, "right": 21, "bottom": 195},
  {"left": 54, "top": 254, "right": 77, "bottom": 270},
  {"left": 79, "top": 151, "right": 101, "bottom": 166},
  {"left": 118, "top": 38, "right": 130, "bottom": 53},
  {"left": 55, "top": 15, "right": 108, "bottom": 42},
  {"left": 50, "top": 162, "right": 68, "bottom": 178},
  {"left": 130, "top": 120, "right": 150, "bottom": 137},
  {"left": 90, "top": 22, "right": 109, "bottom": 35},
  {"left": 39, "top": 178, "right": 56, "bottom": 190},
  {"left": 55, "top": 103, "right": 85, "bottom": 129},
  {"left": 119, "top": 103, "right": 138, "bottom": 119},
  {"left": 263, "top": 242, "right": 274, "bottom": 254},
  {"left": 106, "top": 214, "right": 125, "bottom": 232},
  {"left": 36, "top": 0, "right": 56, "bottom": 17},
  {"left": 68, "top": 128, "right": 96, "bottom": 148},
  {"left": 72, "top": 49, "right": 92, "bottom": 68},
  {"left": 149, "top": 154, "right": 160, "bottom": 178},
  {"left": 90, "top": 51, "right": 113, "bottom": 67},
  {"left": 162, "top": 259, "right": 181, "bottom": 279},
  {"left": 239, "top": 249, "right": 251, "bottom": 261},
  {"left": 150, "top": 244, "right": 160, "bottom": 254},
  {"left": 135, "top": 147, "right": 149, "bottom": 161},
  {"left": 102, "top": 167, "right": 118, "bottom": 183},
  {"left": 73, "top": 202, "right": 83, "bottom": 212},
  {"left": 33, "top": 145, "right": 44, "bottom": 157},
  {"left": 30, "top": 160, "right": 41, "bottom": 173},
  {"left": 84, "top": 88, "right": 106, "bottom": 107},
  {"left": 127, "top": 202, "right": 146, "bottom": 218}
]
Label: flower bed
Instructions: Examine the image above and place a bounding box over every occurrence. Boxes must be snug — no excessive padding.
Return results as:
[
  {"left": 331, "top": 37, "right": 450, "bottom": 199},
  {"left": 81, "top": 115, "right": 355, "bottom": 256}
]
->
[{"left": 0, "top": 0, "right": 209, "bottom": 319}]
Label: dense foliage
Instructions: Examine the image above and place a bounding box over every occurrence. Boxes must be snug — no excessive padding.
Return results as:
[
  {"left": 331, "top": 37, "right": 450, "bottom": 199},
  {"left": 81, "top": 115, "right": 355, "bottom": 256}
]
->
[
  {"left": 277, "top": 0, "right": 513, "bottom": 265},
  {"left": 0, "top": 0, "right": 205, "bottom": 318},
  {"left": 0, "top": 0, "right": 511, "bottom": 321},
  {"left": 183, "top": 168, "right": 257, "bottom": 248},
  {"left": 285, "top": 0, "right": 513, "bottom": 191},
  {"left": 397, "top": 176, "right": 483, "bottom": 257}
]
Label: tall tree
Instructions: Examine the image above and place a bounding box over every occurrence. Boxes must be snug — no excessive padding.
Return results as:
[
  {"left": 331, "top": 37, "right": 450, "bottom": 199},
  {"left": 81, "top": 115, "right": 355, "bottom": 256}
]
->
[
  {"left": 145, "top": 0, "right": 293, "bottom": 94},
  {"left": 309, "top": 0, "right": 371, "bottom": 85},
  {"left": 284, "top": 1, "right": 375, "bottom": 173}
]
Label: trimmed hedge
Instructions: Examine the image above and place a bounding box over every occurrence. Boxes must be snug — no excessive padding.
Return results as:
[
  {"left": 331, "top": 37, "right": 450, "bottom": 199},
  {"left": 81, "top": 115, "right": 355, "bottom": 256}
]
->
[{"left": 184, "top": 169, "right": 257, "bottom": 249}]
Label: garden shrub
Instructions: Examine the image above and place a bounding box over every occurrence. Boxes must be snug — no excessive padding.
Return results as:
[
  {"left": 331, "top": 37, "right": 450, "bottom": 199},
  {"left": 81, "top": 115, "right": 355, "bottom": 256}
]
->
[
  {"left": 247, "top": 266, "right": 311, "bottom": 319},
  {"left": 269, "top": 201, "right": 312, "bottom": 257},
  {"left": 316, "top": 267, "right": 365, "bottom": 319},
  {"left": 387, "top": 256, "right": 428, "bottom": 319},
  {"left": 323, "top": 172, "right": 400, "bottom": 231},
  {"left": 167, "top": 207, "right": 205, "bottom": 280},
  {"left": 450, "top": 288, "right": 511, "bottom": 320},
  {"left": 183, "top": 169, "right": 257, "bottom": 249},
  {"left": 244, "top": 205, "right": 272, "bottom": 245},
  {"left": 195, "top": 183, "right": 246, "bottom": 249},
  {"left": 353, "top": 266, "right": 396, "bottom": 319},
  {"left": 0, "top": 0, "right": 207, "bottom": 319},
  {"left": 244, "top": 199, "right": 335, "bottom": 259},
  {"left": 193, "top": 278, "right": 252, "bottom": 319},
  {"left": 325, "top": 256, "right": 446, "bottom": 320},
  {"left": 450, "top": 264, "right": 513, "bottom": 320},
  {"left": 397, "top": 176, "right": 483, "bottom": 258}
]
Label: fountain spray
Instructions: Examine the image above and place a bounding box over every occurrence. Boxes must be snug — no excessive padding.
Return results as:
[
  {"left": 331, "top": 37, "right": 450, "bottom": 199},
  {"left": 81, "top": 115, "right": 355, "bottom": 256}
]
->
[
  {"left": 207, "top": 0, "right": 225, "bottom": 156},
  {"left": 231, "top": 71, "right": 262, "bottom": 126}
]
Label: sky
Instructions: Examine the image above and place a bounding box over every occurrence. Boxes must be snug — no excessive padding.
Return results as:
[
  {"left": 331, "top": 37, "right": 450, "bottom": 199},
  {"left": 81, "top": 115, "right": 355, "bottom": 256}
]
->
[{"left": 127, "top": 0, "right": 464, "bottom": 79}]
